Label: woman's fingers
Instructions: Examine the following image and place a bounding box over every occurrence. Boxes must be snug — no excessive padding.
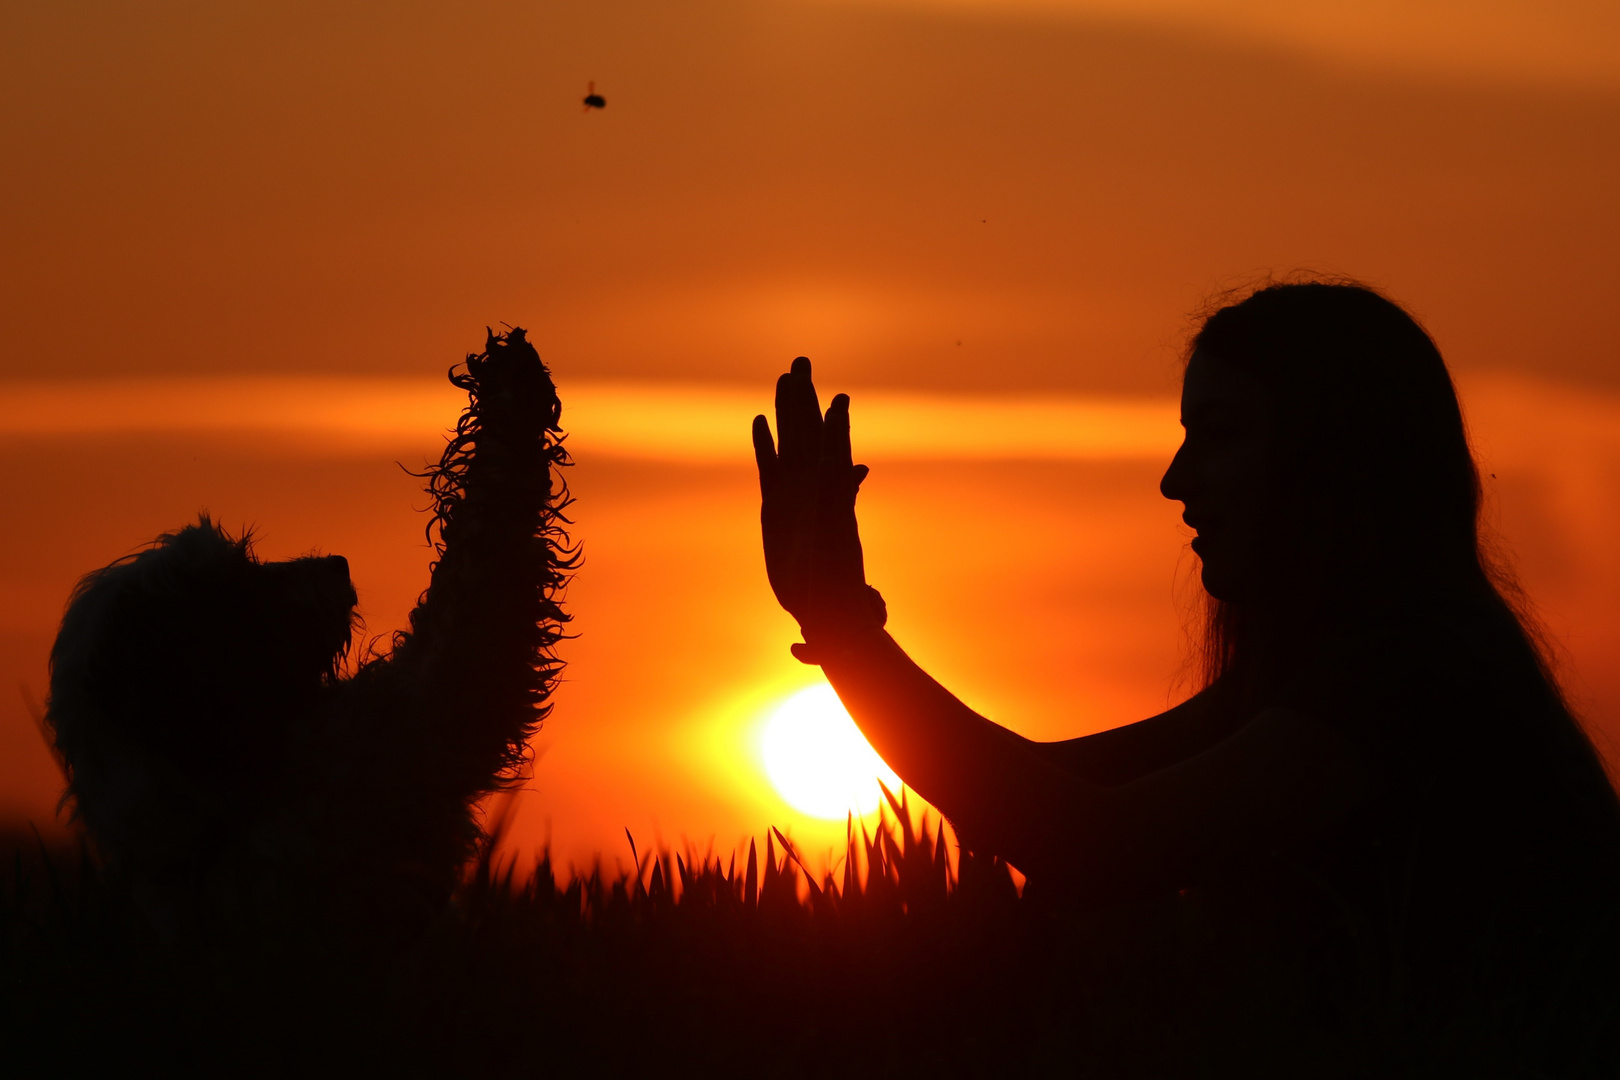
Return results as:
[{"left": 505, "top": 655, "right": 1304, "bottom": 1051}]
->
[
  {"left": 752, "top": 414, "right": 777, "bottom": 487},
  {"left": 823, "top": 395, "right": 871, "bottom": 494},
  {"left": 775, "top": 357, "right": 822, "bottom": 466},
  {"left": 822, "top": 393, "right": 854, "bottom": 471}
]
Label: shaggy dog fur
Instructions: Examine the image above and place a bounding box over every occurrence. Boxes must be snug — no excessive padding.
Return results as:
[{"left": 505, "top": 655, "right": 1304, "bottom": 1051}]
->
[{"left": 43, "top": 328, "right": 572, "bottom": 948}]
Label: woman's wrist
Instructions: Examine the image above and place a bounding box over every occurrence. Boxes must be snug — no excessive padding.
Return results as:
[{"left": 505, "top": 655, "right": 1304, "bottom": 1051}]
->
[{"left": 792, "top": 585, "right": 889, "bottom": 664}]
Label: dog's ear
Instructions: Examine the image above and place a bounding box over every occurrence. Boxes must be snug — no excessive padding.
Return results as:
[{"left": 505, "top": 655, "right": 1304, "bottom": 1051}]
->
[
  {"left": 43, "top": 520, "right": 274, "bottom": 873},
  {"left": 49, "top": 519, "right": 279, "bottom": 770}
]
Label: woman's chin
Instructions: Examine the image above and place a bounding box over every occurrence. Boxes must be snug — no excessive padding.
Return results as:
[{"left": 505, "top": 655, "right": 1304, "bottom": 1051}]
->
[{"left": 1198, "top": 561, "right": 1244, "bottom": 604}]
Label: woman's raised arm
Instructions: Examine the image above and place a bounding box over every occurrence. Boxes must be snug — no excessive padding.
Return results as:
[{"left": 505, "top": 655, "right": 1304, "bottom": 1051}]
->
[{"left": 753, "top": 358, "right": 1374, "bottom": 902}]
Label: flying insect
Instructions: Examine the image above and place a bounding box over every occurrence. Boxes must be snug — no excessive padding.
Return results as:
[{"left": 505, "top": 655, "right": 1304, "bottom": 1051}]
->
[{"left": 583, "top": 81, "right": 606, "bottom": 111}]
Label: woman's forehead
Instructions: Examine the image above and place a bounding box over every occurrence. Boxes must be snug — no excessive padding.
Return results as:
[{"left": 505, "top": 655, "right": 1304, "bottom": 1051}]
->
[{"left": 1181, "top": 350, "right": 1271, "bottom": 418}]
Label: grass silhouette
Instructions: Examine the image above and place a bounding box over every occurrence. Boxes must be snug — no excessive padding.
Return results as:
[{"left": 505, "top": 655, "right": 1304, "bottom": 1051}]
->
[{"left": 6, "top": 785, "right": 1615, "bottom": 1077}]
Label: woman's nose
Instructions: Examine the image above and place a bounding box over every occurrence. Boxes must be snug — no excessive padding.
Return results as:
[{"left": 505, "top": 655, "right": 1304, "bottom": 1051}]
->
[{"left": 1160, "top": 440, "right": 1191, "bottom": 502}]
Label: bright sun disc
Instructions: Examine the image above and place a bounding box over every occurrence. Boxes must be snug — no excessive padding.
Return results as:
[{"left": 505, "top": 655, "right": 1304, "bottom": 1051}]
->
[{"left": 761, "top": 685, "right": 902, "bottom": 820}]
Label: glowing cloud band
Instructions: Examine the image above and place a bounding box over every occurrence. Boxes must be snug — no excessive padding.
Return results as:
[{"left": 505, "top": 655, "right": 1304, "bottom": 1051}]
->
[{"left": 0, "top": 377, "right": 1180, "bottom": 462}]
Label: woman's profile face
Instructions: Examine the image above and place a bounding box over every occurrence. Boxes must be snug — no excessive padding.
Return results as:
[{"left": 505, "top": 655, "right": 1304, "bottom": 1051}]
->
[{"left": 1160, "top": 350, "right": 1276, "bottom": 603}]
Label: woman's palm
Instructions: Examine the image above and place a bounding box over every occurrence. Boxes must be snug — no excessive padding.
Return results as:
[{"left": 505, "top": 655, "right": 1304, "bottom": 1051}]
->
[{"left": 753, "top": 357, "right": 873, "bottom": 635}]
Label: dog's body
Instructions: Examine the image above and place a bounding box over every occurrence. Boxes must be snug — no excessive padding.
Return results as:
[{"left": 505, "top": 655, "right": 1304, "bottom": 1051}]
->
[{"left": 44, "top": 328, "right": 571, "bottom": 945}]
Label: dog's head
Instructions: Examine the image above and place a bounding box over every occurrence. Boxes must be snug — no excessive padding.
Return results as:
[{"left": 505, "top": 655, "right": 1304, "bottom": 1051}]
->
[{"left": 46, "top": 517, "right": 357, "bottom": 868}]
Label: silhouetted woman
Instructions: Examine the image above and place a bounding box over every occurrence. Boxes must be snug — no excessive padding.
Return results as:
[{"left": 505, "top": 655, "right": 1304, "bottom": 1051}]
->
[{"left": 753, "top": 281, "right": 1620, "bottom": 1065}]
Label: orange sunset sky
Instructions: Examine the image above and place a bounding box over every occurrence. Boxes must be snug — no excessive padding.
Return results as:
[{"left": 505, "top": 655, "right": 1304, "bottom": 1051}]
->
[{"left": 3, "top": 0, "right": 1619, "bottom": 871}]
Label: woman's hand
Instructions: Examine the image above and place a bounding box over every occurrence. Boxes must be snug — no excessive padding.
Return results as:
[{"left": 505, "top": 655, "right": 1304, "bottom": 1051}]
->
[{"left": 752, "top": 357, "right": 885, "bottom": 655}]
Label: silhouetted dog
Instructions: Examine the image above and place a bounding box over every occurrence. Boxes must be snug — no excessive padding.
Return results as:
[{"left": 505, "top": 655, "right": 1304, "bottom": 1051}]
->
[{"left": 43, "top": 328, "right": 572, "bottom": 947}]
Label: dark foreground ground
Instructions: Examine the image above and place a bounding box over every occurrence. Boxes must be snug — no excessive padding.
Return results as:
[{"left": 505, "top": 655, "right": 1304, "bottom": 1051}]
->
[{"left": 4, "top": 801, "right": 1616, "bottom": 1078}]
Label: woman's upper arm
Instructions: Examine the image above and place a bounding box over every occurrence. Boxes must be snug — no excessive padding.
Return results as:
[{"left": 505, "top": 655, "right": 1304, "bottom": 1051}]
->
[{"left": 1030, "top": 691, "right": 1238, "bottom": 786}]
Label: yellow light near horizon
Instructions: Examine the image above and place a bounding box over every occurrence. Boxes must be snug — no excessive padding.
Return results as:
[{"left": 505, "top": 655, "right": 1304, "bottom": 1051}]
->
[
  {"left": 0, "top": 377, "right": 1180, "bottom": 463},
  {"left": 761, "top": 685, "right": 903, "bottom": 820}
]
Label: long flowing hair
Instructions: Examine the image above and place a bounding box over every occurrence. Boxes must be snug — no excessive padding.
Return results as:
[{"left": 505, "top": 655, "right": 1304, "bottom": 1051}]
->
[{"left": 1185, "top": 279, "right": 1608, "bottom": 783}]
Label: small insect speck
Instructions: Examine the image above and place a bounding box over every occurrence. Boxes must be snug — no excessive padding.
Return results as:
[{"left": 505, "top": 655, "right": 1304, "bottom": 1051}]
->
[
  {"left": 956, "top": 340, "right": 962, "bottom": 346},
  {"left": 583, "top": 81, "right": 606, "bottom": 111}
]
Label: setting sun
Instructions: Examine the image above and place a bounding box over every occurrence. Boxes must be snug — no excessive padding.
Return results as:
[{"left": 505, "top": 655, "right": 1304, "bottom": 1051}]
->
[{"left": 760, "top": 684, "right": 903, "bottom": 820}]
